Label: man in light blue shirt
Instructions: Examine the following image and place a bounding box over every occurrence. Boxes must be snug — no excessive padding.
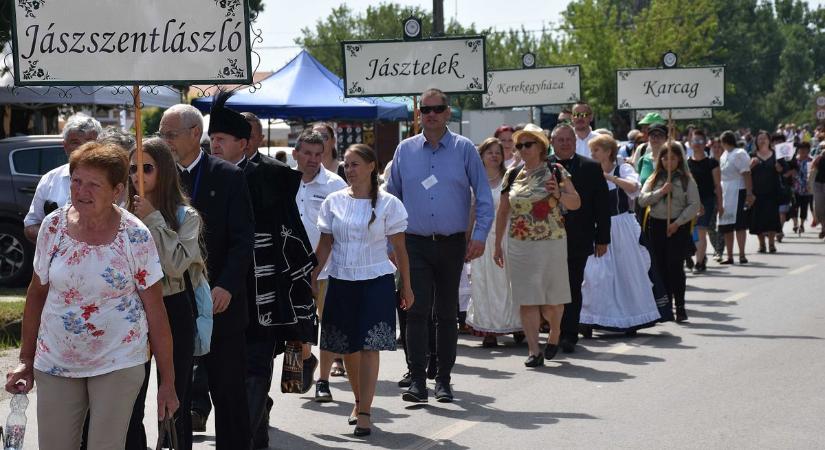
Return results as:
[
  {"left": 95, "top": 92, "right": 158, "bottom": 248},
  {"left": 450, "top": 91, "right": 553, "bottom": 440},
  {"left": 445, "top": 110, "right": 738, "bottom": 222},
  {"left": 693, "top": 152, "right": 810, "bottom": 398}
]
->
[{"left": 387, "top": 88, "right": 494, "bottom": 403}]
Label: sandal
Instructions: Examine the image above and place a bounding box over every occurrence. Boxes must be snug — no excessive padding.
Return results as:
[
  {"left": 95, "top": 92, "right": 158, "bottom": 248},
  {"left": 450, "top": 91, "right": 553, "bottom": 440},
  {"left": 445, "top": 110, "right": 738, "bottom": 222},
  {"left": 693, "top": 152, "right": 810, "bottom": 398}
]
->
[
  {"left": 331, "top": 359, "right": 346, "bottom": 377},
  {"left": 354, "top": 412, "right": 371, "bottom": 437}
]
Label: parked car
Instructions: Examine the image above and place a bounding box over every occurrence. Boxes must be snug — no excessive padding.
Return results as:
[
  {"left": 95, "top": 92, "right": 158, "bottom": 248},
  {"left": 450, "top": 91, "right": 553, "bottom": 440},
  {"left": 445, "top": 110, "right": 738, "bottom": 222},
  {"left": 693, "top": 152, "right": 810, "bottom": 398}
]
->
[{"left": 0, "top": 135, "right": 66, "bottom": 286}]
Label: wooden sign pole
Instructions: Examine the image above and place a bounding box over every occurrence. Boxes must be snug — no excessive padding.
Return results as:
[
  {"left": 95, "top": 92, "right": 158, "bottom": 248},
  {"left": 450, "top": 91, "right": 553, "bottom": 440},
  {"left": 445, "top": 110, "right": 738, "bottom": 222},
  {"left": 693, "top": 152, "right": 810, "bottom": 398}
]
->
[
  {"left": 666, "top": 108, "right": 674, "bottom": 227},
  {"left": 133, "top": 85, "right": 144, "bottom": 197},
  {"left": 413, "top": 95, "right": 420, "bottom": 135}
]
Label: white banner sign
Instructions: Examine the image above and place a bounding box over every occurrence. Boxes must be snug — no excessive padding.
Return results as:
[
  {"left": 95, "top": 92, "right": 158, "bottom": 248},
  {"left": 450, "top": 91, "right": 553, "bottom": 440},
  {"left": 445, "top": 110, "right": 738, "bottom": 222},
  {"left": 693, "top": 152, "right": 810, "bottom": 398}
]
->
[
  {"left": 341, "top": 37, "right": 486, "bottom": 97},
  {"left": 617, "top": 67, "right": 724, "bottom": 110},
  {"left": 482, "top": 66, "right": 580, "bottom": 109},
  {"left": 12, "top": 0, "right": 252, "bottom": 85},
  {"left": 635, "top": 108, "right": 713, "bottom": 121}
]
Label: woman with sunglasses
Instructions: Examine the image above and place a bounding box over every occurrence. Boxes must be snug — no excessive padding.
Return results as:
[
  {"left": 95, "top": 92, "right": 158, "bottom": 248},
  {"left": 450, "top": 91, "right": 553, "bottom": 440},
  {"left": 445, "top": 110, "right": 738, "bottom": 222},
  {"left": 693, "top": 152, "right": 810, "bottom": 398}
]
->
[
  {"left": 638, "top": 142, "right": 700, "bottom": 323},
  {"left": 125, "top": 138, "right": 204, "bottom": 450},
  {"left": 494, "top": 125, "right": 581, "bottom": 367}
]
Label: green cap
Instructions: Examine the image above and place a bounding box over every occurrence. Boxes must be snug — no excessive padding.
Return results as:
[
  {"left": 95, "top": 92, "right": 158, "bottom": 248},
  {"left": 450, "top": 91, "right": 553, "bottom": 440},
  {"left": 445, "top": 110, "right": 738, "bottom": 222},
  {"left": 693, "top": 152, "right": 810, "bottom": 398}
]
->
[{"left": 638, "top": 112, "right": 665, "bottom": 125}]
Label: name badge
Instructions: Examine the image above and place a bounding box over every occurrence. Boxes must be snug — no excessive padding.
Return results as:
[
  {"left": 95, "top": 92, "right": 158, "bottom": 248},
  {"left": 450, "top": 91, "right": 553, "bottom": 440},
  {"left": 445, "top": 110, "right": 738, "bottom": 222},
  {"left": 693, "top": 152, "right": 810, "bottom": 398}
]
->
[{"left": 421, "top": 175, "right": 438, "bottom": 190}]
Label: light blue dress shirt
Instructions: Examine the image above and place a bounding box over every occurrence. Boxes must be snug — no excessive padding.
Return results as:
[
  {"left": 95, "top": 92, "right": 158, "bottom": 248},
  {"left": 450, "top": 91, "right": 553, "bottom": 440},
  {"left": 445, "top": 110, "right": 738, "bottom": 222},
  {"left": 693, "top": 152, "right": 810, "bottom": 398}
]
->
[{"left": 386, "top": 129, "right": 494, "bottom": 242}]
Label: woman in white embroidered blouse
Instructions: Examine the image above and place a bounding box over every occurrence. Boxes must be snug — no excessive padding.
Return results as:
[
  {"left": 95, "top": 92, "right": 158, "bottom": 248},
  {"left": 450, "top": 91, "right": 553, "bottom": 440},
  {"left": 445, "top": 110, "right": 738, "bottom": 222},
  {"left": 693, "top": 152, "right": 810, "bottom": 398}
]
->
[
  {"left": 313, "top": 144, "right": 413, "bottom": 438},
  {"left": 5, "top": 142, "right": 178, "bottom": 449}
]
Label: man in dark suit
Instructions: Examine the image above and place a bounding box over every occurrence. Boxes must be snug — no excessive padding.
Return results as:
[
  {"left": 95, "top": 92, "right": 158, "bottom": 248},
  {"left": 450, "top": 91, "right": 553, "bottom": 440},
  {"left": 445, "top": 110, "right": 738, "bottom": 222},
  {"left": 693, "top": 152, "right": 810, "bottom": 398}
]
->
[
  {"left": 241, "top": 112, "right": 273, "bottom": 164},
  {"left": 548, "top": 123, "right": 611, "bottom": 353},
  {"left": 160, "top": 98, "right": 255, "bottom": 449}
]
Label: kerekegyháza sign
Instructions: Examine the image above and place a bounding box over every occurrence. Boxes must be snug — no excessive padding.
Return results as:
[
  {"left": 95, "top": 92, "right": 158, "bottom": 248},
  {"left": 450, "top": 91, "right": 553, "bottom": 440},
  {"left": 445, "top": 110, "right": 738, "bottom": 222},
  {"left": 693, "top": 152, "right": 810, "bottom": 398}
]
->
[{"left": 483, "top": 65, "right": 581, "bottom": 109}]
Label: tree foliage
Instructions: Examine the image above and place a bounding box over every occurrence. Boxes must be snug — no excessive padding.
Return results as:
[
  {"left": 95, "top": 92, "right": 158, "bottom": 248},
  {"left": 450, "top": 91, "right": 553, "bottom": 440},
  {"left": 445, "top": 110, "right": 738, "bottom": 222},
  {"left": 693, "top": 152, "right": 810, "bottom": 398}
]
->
[{"left": 298, "top": 0, "right": 822, "bottom": 130}]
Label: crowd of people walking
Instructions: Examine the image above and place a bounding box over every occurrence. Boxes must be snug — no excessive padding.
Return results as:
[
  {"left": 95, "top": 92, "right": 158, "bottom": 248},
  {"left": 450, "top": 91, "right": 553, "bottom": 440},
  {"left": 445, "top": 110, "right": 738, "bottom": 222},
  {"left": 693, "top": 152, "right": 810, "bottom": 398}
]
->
[{"left": 4, "top": 90, "right": 825, "bottom": 449}]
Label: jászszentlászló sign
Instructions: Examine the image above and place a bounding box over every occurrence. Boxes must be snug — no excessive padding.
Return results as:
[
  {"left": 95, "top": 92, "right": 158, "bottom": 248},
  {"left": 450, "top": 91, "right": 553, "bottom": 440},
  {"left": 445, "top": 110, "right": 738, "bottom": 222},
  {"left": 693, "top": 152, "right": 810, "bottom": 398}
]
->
[
  {"left": 483, "top": 65, "right": 581, "bottom": 109},
  {"left": 616, "top": 66, "right": 725, "bottom": 110},
  {"left": 341, "top": 36, "right": 486, "bottom": 97},
  {"left": 11, "top": 0, "right": 252, "bottom": 85}
]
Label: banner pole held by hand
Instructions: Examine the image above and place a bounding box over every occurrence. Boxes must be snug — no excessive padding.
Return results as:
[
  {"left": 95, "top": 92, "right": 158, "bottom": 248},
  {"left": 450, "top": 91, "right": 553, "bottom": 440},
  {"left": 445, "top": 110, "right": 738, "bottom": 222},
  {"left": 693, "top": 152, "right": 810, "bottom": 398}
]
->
[
  {"left": 133, "top": 85, "right": 144, "bottom": 197},
  {"left": 666, "top": 109, "right": 674, "bottom": 228}
]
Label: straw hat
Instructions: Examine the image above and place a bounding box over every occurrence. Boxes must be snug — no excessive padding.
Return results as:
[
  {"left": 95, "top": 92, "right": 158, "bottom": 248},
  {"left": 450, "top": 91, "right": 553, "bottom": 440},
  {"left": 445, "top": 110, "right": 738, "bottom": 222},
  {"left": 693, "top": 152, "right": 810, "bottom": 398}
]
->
[{"left": 512, "top": 123, "right": 549, "bottom": 151}]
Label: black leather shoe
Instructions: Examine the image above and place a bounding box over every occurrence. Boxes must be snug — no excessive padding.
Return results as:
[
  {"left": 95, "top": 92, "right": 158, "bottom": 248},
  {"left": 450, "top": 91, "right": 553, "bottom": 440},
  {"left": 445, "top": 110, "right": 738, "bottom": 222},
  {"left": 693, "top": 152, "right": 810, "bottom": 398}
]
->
[
  {"left": 353, "top": 412, "right": 371, "bottom": 437},
  {"left": 560, "top": 340, "right": 576, "bottom": 354},
  {"left": 191, "top": 410, "right": 207, "bottom": 432},
  {"left": 544, "top": 343, "right": 559, "bottom": 360},
  {"left": 398, "top": 371, "right": 412, "bottom": 388},
  {"left": 301, "top": 354, "right": 318, "bottom": 394},
  {"left": 676, "top": 307, "right": 688, "bottom": 323},
  {"left": 402, "top": 380, "right": 428, "bottom": 403},
  {"left": 524, "top": 353, "right": 544, "bottom": 367},
  {"left": 315, "top": 379, "right": 332, "bottom": 403},
  {"left": 434, "top": 380, "right": 454, "bottom": 403}
]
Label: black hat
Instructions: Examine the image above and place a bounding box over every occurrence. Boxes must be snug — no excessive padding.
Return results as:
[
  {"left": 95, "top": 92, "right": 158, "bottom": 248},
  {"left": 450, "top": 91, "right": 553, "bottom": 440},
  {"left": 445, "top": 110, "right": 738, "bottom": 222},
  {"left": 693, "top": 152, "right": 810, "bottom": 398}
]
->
[
  {"left": 208, "top": 90, "right": 251, "bottom": 140},
  {"left": 648, "top": 123, "right": 668, "bottom": 137}
]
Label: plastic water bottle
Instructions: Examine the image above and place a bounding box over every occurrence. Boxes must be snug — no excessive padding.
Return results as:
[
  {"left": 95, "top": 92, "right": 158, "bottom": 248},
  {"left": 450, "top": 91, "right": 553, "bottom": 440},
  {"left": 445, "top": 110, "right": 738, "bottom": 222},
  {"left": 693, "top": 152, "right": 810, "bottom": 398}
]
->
[{"left": 4, "top": 394, "right": 28, "bottom": 450}]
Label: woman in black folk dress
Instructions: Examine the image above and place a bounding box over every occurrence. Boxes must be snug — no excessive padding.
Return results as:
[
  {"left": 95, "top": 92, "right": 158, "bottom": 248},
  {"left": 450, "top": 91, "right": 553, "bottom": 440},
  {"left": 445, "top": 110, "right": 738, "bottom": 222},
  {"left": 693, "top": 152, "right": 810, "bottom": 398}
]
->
[{"left": 748, "top": 131, "right": 783, "bottom": 253}]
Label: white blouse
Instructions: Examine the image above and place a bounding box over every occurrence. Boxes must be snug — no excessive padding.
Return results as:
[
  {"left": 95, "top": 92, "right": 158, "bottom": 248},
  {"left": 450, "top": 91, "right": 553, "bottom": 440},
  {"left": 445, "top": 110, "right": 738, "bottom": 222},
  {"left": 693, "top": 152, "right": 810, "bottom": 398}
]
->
[{"left": 318, "top": 190, "right": 408, "bottom": 281}]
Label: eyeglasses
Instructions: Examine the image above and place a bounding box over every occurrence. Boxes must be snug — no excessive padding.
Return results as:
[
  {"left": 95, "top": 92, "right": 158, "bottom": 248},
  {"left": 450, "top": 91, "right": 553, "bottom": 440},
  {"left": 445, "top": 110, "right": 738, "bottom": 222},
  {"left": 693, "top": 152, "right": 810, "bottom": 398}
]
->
[
  {"left": 157, "top": 125, "right": 196, "bottom": 140},
  {"left": 419, "top": 105, "right": 448, "bottom": 115},
  {"left": 129, "top": 163, "right": 155, "bottom": 175},
  {"left": 572, "top": 112, "right": 591, "bottom": 118},
  {"left": 515, "top": 141, "right": 539, "bottom": 150},
  {"left": 692, "top": 139, "right": 706, "bottom": 145}
]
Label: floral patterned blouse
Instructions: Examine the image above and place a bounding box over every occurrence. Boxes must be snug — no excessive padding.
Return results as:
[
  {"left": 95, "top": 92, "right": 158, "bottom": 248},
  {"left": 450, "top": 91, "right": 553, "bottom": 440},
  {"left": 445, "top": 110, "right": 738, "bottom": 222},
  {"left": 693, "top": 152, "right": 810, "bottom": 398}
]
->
[
  {"left": 502, "top": 165, "right": 568, "bottom": 241},
  {"left": 32, "top": 205, "right": 163, "bottom": 378}
]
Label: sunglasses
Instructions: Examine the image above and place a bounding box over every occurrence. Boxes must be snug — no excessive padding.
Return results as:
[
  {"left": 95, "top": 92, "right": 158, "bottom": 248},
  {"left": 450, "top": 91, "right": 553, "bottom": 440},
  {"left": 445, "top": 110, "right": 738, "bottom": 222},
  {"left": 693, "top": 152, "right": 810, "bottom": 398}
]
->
[
  {"left": 692, "top": 139, "right": 706, "bottom": 145},
  {"left": 420, "top": 105, "right": 448, "bottom": 115},
  {"left": 129, "top": 163, "right": 155, "bottom": 175},
  {"left": 515, "top": 141, "right": 540, "bottom": 150},
  {"left": 572, "top": 112, "right": 591, "bottom": 118}
]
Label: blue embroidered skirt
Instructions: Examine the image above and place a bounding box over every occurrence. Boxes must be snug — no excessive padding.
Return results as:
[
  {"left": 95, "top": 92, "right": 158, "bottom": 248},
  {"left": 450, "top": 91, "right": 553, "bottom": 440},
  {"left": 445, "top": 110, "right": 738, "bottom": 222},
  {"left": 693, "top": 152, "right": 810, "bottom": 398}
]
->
[{"left": 320, "top": 274, "right": 397, "bottom": 354}]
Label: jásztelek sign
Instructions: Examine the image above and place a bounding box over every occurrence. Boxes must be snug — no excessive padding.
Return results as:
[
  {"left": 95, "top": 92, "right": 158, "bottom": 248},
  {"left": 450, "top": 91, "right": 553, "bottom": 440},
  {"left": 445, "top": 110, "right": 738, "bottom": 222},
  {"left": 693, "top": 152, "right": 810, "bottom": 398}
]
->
[
  {"left": 341, "top": 36, "right": 486, "bottom": 97},
  {"left": 616, "top": 66, "right": 725, "bottom": 110},
  {"left": 11, "top": 0, "right": 252, "bottom": 85}
]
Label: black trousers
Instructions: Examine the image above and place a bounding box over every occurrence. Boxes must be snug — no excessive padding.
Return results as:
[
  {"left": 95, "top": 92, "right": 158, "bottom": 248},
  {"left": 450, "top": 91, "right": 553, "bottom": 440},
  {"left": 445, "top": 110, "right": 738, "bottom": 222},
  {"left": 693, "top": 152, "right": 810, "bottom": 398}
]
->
[
  {"left": 404, "top": 234, "right": 465, "bottom": 383},
  {"left": 190, "top": 359, "right": 211, "bottom": 417},
  {"left": 200, "top": 331, "right": 251, "bottom": 450},
  {"left": 561, "top": 254, "right": 588, "bottom": 345},
  {"left": 648, "top": 218, "right": 690, "bottom": 308},
  {"left": 245, "top": 334, "right": 285, "bottom": 447},
  {"left": 126, "top": 290, "right": 195, "bottom": 450}
]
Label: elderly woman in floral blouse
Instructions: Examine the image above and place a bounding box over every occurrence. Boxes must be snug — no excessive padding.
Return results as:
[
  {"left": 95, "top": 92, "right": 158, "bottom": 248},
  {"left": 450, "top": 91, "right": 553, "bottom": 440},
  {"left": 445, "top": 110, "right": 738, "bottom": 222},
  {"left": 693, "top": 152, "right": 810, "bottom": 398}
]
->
[
  {"left": 5, "top": 142, "right": 178, "bottom": 450},
  {"left": 494, "top": 125, "right": 581, "bottom": 367}
]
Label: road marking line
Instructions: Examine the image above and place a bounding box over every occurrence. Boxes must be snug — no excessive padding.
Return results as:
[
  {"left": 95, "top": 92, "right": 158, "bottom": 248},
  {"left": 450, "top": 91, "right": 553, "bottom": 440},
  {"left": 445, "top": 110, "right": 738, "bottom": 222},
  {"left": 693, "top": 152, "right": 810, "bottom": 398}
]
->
[
  {"left": 788, "top": 264, "right": 816, "bottom": 275},
  {"left": 723, "top": 292, "right": 748, "bottom": 303},
  {"left": 406, "top": 415, "right": 487, "bottom": 450},
  {"left": 594, "top": 337, "right": 652, "bottom": 360}
]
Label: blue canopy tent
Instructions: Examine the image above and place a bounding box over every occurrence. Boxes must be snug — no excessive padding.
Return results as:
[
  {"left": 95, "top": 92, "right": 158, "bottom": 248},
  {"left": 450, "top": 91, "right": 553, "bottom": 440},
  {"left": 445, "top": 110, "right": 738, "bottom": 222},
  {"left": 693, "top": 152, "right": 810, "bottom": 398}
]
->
[{"left": 191, "top": 50, "right": 408, "bottom": 121}]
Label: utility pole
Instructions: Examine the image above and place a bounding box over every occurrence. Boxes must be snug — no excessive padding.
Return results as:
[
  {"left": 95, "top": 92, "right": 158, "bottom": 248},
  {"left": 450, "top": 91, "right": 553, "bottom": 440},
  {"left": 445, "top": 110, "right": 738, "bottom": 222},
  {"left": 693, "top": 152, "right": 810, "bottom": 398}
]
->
[{"left": 433, "top": 0, "right": 444, "bottom": 36}]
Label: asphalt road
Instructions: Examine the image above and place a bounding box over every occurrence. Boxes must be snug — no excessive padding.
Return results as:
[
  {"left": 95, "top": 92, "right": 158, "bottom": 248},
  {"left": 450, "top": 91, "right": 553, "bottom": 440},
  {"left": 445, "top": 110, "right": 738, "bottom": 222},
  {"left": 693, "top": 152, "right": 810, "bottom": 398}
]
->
[{"left": 3, "top": 229, "right": 824, "bottom": 449}]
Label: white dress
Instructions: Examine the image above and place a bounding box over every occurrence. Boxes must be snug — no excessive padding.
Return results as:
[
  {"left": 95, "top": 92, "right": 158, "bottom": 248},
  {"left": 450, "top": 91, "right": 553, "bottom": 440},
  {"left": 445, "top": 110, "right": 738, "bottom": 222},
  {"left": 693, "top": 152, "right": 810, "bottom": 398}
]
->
[
  {"left": 466, "top": 181, "right": 522, "bottom": 334},
  {"left": 581, "top": 164, "right": 661, "bottom": 330},
  {"left": 718, "top": 148, "right": 751, "bottom": 226}
]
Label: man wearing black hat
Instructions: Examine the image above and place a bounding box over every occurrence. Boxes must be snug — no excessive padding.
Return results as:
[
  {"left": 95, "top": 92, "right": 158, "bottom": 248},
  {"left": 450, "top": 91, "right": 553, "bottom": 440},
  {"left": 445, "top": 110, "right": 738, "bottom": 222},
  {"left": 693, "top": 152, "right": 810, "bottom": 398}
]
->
[{"left": 159, "top": 98, "right": 255, "bottom": 449}]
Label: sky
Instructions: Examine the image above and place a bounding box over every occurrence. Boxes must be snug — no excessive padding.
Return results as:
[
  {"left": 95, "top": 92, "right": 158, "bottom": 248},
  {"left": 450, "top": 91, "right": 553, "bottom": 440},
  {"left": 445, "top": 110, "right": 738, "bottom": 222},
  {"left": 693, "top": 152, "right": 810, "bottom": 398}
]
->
[
  {"left": 253, "top": 0, "right": 569, "bottom": 72},
  {"left": 253, "top": 0, "right": 825, "bottom": 73}
]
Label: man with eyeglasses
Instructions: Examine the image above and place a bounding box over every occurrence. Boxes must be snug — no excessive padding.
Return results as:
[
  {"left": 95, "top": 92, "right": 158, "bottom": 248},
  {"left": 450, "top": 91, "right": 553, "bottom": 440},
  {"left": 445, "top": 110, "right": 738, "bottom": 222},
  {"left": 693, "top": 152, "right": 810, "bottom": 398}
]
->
[
  {"left": 159, "top": 96, "right": 255, "bottom": 449},
  {"left": 572, "top": 103, "right": 597, "bottom": 157},
  {"left": 24, "top": 113, "right": 102, "bottom": 243},
  {"left": 387, "top": 88, "right": 494, "bottom": 403}
]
